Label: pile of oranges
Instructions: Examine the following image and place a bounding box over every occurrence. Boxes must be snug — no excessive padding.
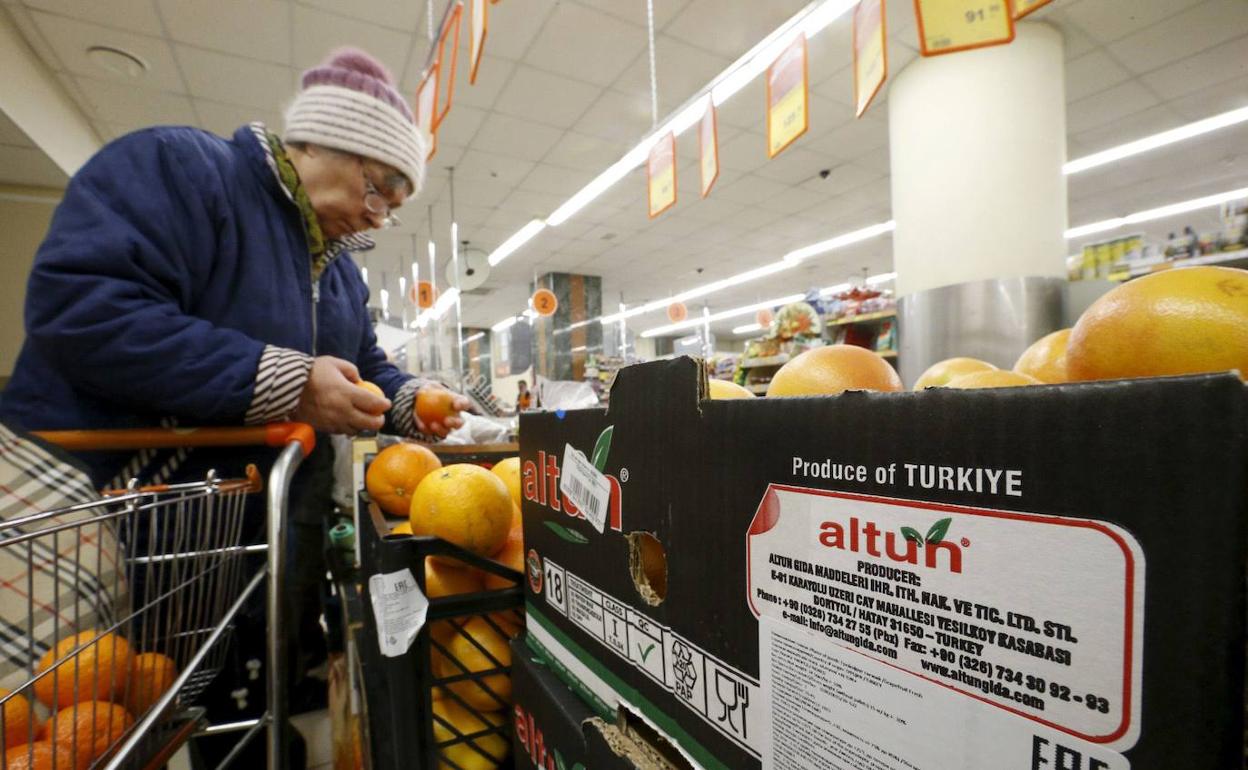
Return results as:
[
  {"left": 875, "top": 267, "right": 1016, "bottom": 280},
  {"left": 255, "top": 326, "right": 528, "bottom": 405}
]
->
[
  {"left": 366, "top": 449, "right": 524, "bottom": 770},
  {"left": 3, "top": 631, "right": 176, "bottom": 770}
]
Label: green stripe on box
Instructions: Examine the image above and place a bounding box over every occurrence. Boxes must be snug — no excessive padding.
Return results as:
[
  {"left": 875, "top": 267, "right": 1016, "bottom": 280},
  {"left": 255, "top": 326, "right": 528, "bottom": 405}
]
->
[{"left": 526, "top": 602, "right": 730, "bottom": 770}]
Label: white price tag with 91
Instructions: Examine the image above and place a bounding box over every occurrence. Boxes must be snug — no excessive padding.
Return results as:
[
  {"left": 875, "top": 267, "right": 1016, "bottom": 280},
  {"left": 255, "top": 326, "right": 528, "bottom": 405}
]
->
[{"left": 559, "top": 442, "right": 612, "bottom": 533}]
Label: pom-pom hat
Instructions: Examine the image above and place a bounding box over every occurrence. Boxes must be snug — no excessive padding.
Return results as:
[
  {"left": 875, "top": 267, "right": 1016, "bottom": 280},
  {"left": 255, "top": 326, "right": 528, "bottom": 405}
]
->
[{"left": 284, "top": 47, "right": 426, "bottom": 196}]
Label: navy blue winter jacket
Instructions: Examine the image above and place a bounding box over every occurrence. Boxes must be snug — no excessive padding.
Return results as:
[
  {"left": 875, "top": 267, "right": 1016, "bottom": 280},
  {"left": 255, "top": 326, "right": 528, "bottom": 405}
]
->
[{"left": 0, "top": 125, "right": 412, "bottom": 486}]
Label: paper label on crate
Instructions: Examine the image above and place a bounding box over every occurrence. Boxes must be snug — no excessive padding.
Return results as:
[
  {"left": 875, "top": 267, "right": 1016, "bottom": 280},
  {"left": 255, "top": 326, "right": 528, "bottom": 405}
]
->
[
  {"left": 746, "top": 485, "right": 1145, "bottom": 757},
  {"left": 559, "top": 443, "right": 612, "bottom": 533},
  {"left": 368, "top": 567, "right": 428, "bottom": 658},
  {"left": 758, "top": 616, "right": 1129, "bottom": 769}
]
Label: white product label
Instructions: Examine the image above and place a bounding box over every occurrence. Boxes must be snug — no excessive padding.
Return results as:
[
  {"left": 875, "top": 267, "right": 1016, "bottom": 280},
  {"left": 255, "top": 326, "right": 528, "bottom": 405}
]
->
[
  {"left": 747, "top": 485, "right": 1144, "bottom": 764},
  {"left": 368, "top": 567, "right": 428, "bottom": 658},
  {"left": 560, "top": 443, "right": 612, "bottom": 533}
]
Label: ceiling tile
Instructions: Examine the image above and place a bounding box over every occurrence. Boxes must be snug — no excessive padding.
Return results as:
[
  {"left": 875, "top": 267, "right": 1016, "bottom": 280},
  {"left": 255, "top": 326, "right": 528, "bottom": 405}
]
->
[
  {"left": 711, "top": 173, "right": 790, "bottom": 206},
  {"left": 572, "top": 88, "right": 652, "bottom": 144},
  {"left": 1140, "top": 34, "right": 1248, "bottom": 100},
  {"left": 435, "top": 103, "right": 488, "bottom": 145},
  {"left": 541, "top": 131, "right": 626, "bottom": 172},
  {"left": 298, "top": 0, "right": 421, "bottom": 33},
  {"left": 30, "top": 11, "right": 186, "bottom": 92},
  {"left": 157, "top": 0, "right": 291, "bottom": 64},
  {"left": 292, "top": 3, "right": 412, "bottom": 71},
  {"left": 1106, "top": 0, "right": 1248, "bottom": 74},
  {"left": 799, "top": 161, "right": 883, "bottom": 197},
  {"left": 23, "top": 0, "right": 163, "bottom": 36},
  {"left": 0, "top": 111, "right": 34, "bottom": 147},
  {"left": 1060, "top": 0, "right": 1203, "bottom": 44},
  {"left": 453, "top": 147, "right": 535, "bottom": 187},
  {"left": 751, "top": 146, "right": 831, "bottom": 185},
  {"left": 75, "top": 75, "right": 196, "bottom": 128},
  {"left": 570, "top": 0, "right": 689, "bottom": 31},
  {"left": 408, "top": 53, "right": 515, "bottom": 112},
  {"left": 1047, "top": 8, "right": 1100, "bottom": 59},
  {"left": 467, "top": 114, "right": 562, "bottom": 163},
  {"left": 1064, "top": 48, "right": 1132, "bottom": 102},
  {"left": 612, "top": 34, "right": 732, "bottom": 113},
  {"left": 665, "top": 0, "right": 809, "bottom": 60},
  {"left": 195, "top": 99, "right": 283, "bottom": 137},
  {"left": 176, "top": 46, "right": 293, "bottom": 109},
  {"left": 517, "top": 163, "right": 590, "bottom": 197},
  {"left": 718, "top": 131, "right": 768, "bottom": 172},
  {"left": 1066, "top": 79, "right": 1160, "bottom": 133},
  {"left": 714, "top": 77, "right": 764, "bottom": 130},
  {"left": 804, "top": 115, "right": 888, "bottom": 162},
  {"left": 486, "top": 0, "right": 558, "bottom": 60},
  {"left": 0, "top": 144, "right": 69, "bottom": 187},
  {"left": 497, "top": 187, "right": 566, "bottom": 217},
  {"left": 494, "top": 65, "right": 601, "bottom": 128},
  {"left": 526, "top": 3, "right": 645, "bottom": 87},
  {"left": 1071, "top": 102, "right": 1182, "bottom": 151},
  {"left": 1163, "top": 75, "right": 1248, "bottom": 120}
]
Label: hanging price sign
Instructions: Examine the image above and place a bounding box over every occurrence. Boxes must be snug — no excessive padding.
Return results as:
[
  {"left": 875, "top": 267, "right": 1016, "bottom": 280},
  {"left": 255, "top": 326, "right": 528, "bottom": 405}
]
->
[
  {"left": 647, "top": 132, "right": 677, "bottom": 218},
  {"left": 914, "top": 0, "right": 1015, "bottom": 57},
  {"left": 415, "top": 68, "right": 439, "bottom": 161},
  {"left": 434, "top": 2, "right": 463, "bottom": 128},
  {"left": 470, "top": 0, "right": 488, "bottom": 84},
  {"left": 416, "top": 281, "right": 436, "bottom": 309},
  {"left": 667, "top": 302, "right": 688, "bottom": 323},
  {"left": 699, "top": 98, "right": 719, "bottom": 198},
  {"left": 853, "top": 0, "right": 888, "bottom": 118},
  {"left": 1013, "top": 0, "right": 1053, "bottom": 18},
  {"left": 533, "top": 289, "right": 558, "bottom": 316},
  {"left": 766, "top": 34, "right": 808, "bottom": 158}
]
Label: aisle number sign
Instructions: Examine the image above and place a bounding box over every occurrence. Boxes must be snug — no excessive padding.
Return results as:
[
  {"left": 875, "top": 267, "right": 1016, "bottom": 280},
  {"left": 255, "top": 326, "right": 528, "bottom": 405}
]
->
[
  {"left": 766, "top": 35, "right": 808, "bottom": 158},
  {"left": 416, "top": 281, "right": 436, "bottom": 309},
  {"left": 853, "top": 0, "right": 888, "bottom": 118},
  {"left": 648, "top": 132, "right": 677, "bottom": 219},
  {"left": 533, "top": 289, "right": 558, "bottom": 317},
  {"left": 914, "top": 0, "right": 1015, "bottom": 57},
  {"left": 699, "top": 99, "right": 719, "bottom": 198},
  {"left": 1013, "top": 0, "right": 1053, "bottom": 19},
  {"left": 667, "top": 302, "right": 688, "bottom": 323},
  {"left": 470, "top": 0, "right": 487, "bottom": 84}
]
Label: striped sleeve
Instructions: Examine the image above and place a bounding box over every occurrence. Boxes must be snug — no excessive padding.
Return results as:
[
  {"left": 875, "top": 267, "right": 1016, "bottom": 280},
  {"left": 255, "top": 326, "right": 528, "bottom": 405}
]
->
[
  {"left": 244, "top": 345, "right": 313, "bottom": 425},
  {"left": 389, "top": 378, "right": 442, "bottom": 442}
]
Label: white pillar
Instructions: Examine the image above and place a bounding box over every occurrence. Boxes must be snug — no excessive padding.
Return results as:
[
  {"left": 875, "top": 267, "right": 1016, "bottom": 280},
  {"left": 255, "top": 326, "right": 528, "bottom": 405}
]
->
[{"left": 889, "top": 22, "right": 1067, "bottom": 298}]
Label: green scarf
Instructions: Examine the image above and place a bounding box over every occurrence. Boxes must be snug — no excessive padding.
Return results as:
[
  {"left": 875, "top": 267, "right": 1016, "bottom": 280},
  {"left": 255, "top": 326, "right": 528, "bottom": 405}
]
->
[{"left": 265, "top": 132, "right": 333, "bottom": 281}]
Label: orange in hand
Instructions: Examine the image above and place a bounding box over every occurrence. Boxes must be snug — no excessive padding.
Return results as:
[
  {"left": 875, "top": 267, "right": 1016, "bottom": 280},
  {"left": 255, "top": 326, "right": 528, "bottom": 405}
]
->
[
  {"left": 415, "top": 388, "right": 458, "bottom": 434},
  {"left": 356, "top": 381, "right": 389, "bottom": 415}
]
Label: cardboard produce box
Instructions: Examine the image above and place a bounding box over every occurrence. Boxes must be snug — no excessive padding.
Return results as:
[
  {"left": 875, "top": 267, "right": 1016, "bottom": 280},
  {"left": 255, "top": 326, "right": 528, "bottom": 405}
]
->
[{"left": 518, "top": 357, "right": 1248, "bottom": 769}]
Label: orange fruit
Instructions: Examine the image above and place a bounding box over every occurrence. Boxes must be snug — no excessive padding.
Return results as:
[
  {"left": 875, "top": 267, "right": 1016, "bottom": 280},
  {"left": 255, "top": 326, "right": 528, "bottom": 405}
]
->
[
  {"left": 1013, "top": 329, "right": 1071, "bottom": 384},
  {"left": 356, "top": 381, "right": 388, "bottom": 415},
  {"left": 0, "top": 688, "right": 34, "bottom": 750},
  {"left": 489, "top": 458, "right": 522, "bottom": 509},
  {"left": 707, "top": 379, "right": 754, "bottom": 399},
  {"left": 410, "top": 465, "right": 512, "bottom": 558},
  {"left": 437, "top": 617, "right": 512, "bottom": 712},
  {"left": 34, "top": 631, "right": 132, "bottom": 709},
  {"left": 946, "top": 370, "right": 1041, "bottom": 389},
  {"left": 767, "top": 345, "right": 902, "bottom": 397},
  {"left": 416, "top": 389, "right": 459, "bottom": 433},
  {"left": 425, "top": 560, "right": 485, "bottom": 656},
  {"left": 124, "top": 653, "right": 177, "bottom": 716},
  {"left": 389, "top": 520, "right": 413, "bottom": 535},
  {"left": 481, "top": 519, "right": 523, "bottom": 591},
  {"left": 366, "top": 443, "right": 442, "bottom": 518},
  {"left": 3, "top": 742, "right": 75, "bottom": 770},
  {"left": 1068, "top": 266, "right": 1248, "bottom": 382},
  {"left": 431, "top": 699, "right": 508, "bottom": 770},
  {"left": 913, "top": 357, "right": 997, "bottom": 390},
  {"left": 40, "top": 701, "right": 132, "bottom": 770}
]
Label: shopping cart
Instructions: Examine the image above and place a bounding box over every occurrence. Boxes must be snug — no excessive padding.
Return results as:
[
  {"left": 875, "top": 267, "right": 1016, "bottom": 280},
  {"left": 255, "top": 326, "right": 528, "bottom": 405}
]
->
[{"left": 3, "top": 423, "right": 313, "bottom": 770}]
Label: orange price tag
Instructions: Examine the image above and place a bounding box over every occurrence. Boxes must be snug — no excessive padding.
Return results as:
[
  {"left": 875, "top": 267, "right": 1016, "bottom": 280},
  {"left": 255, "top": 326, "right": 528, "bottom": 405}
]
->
[
  {"left": 470, "top": 0, "right": 487, "bottom": 84},
  {"left": 853, "top": 0, "right": 888, "bottom": 118},
  {"left": 647, "top": 132, "right": 677, "bottom": 219},
  {"left": 914, "top": 0, "right": 1014, "bottom": 57},
  {"left": 667, "top": 303, "right": 688, "bottom": 323},
  {"left": 766, "top": 34, "right": 808, "bottom": 158},
  {"left": 1013, "top": 0, "right": 1053, "bottom": 19},
  {"left": 533, "top": 289, "right": 558, "bottom": 316},
  {"left": 699, "top": 99, "right": 719, "bottom": 198},
  {"left": 417, "top": 281, "right": 436, "bottom": 309}
]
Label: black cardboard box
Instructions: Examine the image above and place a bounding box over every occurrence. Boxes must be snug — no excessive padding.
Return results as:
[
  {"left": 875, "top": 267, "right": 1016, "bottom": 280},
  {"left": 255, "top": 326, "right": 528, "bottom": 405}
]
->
[{"left": 519, "top": 356, "right": 1248, "bottom": 769}]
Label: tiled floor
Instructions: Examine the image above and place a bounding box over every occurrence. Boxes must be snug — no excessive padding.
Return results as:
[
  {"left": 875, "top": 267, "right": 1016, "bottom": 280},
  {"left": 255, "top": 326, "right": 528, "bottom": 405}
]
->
[{"left": 165, "top": 709, "right": 334, "bottom": 770}]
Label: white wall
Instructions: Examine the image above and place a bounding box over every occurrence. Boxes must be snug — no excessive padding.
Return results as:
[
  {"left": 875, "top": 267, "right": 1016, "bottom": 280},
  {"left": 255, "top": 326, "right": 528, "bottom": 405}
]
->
[{"left": 0, "top": 189, "right": 58, "bottom": 375}]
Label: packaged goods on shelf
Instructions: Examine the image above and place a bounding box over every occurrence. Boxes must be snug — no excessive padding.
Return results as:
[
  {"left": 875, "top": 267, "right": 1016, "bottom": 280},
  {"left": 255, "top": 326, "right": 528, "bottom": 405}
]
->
[{"left": 519, "top": 357, "right": 1248, "bottom": 770}]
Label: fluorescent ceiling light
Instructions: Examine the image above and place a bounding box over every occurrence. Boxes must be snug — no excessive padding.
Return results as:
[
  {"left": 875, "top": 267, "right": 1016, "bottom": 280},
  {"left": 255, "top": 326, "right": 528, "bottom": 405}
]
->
[
  {"left": 491, "top": 316, "right": 518, "bottom": 332},
  {"left": 487, "top": 219, "right": 546, "bottom": 266},
  {"left": 643, "top": 294, "right": 804, "bottom": 338},
  {"left": 361, "top": 267, "right": 369, "bottom": 286},
  {"left": 1065, "top": 187, "right": 1248, "bottom": 240},
  {"left": 1064, "top": 107, "right": 1248, "bottom": 175},
  {"left": 733, "top": 323, "right": 763, "bottom": 334},
  {"left": 820, "top": 282, "right": 851, "bottom": 296},
  {"left": 866, "top": 271, "right": 896, "bottom": 285},
  {"left": 677, "top": 335, "right": 701, "bottom": 345},
  {"left": 379, "top": 288, "right": 389, "bottom": 307},
  {"left": 572, "top": 345, "right": 587, "bottom": 352},
  {"left": 783, "top": 221, "right": 895, "bottom": 263},
  {"left": 464, "top": 332, "right": 484, "bottom": 344}
]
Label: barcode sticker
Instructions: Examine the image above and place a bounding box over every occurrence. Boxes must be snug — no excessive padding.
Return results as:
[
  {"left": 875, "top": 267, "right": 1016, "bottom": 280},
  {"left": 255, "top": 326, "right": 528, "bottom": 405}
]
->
[
  {"left": 368, "top": 567, "right": 428, "bottom": 658},
  {"left": 560, "top": 442, "right": 612, "bottom": 533}
]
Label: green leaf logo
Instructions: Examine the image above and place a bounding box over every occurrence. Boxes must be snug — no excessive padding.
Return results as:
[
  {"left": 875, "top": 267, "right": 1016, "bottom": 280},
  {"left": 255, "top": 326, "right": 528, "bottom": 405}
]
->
[
  {"left": 900, "top": 527, "right": 924, "bottom": 545},
  {"left": 544, "top": 520, "right": 590, "bottom": 544},
  {"left": 591, "top": 425, "right": 614, "bottom": 472},
  {"left": 925, "top": 517, "right": 952, "bottom": 544}
]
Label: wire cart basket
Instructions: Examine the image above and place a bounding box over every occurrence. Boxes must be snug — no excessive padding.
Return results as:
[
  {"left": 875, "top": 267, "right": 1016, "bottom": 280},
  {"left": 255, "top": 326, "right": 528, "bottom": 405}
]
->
[{"left": 4, "top": 423, "right": 313, "bottom": 770}]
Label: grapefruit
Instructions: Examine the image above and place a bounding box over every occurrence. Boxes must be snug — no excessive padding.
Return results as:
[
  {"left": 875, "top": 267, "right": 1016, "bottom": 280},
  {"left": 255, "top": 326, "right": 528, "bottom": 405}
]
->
[
  {"left": 1013, "top": 329, "right": 1071, "bottom": 384},
  {"left": 366, "top": 443, "right": 442, "bottom": 518},
  {"left": 946, "top": 370, "right": 1041, "bottom": 389},
  {"left": 481, "top": 518, "right": 523, "bottom": 591},
  {"left": 125, "top": 653, "right": 177, "bottom": 716},
  {"left": 1068, "top": 266, "right": 1248, "bottom": 382},
  {"left": 437, "top": 617, "right": 512, "bottom": 711},
  {"left": 489, "top": 458, "right": 521, "bottom": 508},
  {"left": 913, "top": 357, "right": 997, "bottom": 390},
  {"left": 34, "top": 631, "right": 132, "bottom": 708},
  {"left": 767, "top": 345, "right": 902, "bottom": 397},
  {"left": 410, "top": 465, "right": 512, "bottom": 558},
  {"left": 707, "top": 379, "right": 754, "bottom": 399},
  {"left": 431, "top": 699, "right": 508, "bottom": 770}
]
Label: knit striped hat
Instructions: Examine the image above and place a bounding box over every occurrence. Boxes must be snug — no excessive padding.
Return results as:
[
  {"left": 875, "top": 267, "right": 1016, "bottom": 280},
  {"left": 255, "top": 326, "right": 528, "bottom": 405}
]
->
[{"left": 284, "top": 47, "right": 426, "bottom": 196}]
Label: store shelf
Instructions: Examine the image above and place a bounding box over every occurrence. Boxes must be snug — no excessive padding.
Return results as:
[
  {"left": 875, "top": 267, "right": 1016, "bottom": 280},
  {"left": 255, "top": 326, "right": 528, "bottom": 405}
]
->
[
  {"left": 740, "top": 354, "right": 789, "bottom": 368},
  {"left": 747, "top": 383, "right": 771, "bottom": 395},
  {"left": 826, "top": 310, "right": 896, "bottom": 326},
  {"left": 1112, "top": 248, "right": 1248, "bottom": 280}
]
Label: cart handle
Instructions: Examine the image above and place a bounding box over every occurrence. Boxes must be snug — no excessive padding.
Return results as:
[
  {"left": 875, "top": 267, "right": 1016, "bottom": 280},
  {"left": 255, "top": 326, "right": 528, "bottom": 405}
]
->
[{"left": 33, "top": 422, "right": 316, "bottom": 455}]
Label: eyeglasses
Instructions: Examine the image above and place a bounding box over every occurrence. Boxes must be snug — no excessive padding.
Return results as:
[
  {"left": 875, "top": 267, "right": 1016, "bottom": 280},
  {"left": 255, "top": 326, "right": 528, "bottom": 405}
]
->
[{"left": 361, "top": 163, "right": 402, "bottom": 229}]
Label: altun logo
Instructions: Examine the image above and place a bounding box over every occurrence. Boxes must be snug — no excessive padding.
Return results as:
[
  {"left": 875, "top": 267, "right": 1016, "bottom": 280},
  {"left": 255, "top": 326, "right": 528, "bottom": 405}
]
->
[
  {"left": 818, "top": 516, "right": 962, "bottom": 573},
  {"left": 522, "top": 426, "right": 623, "bottom": 533}
]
